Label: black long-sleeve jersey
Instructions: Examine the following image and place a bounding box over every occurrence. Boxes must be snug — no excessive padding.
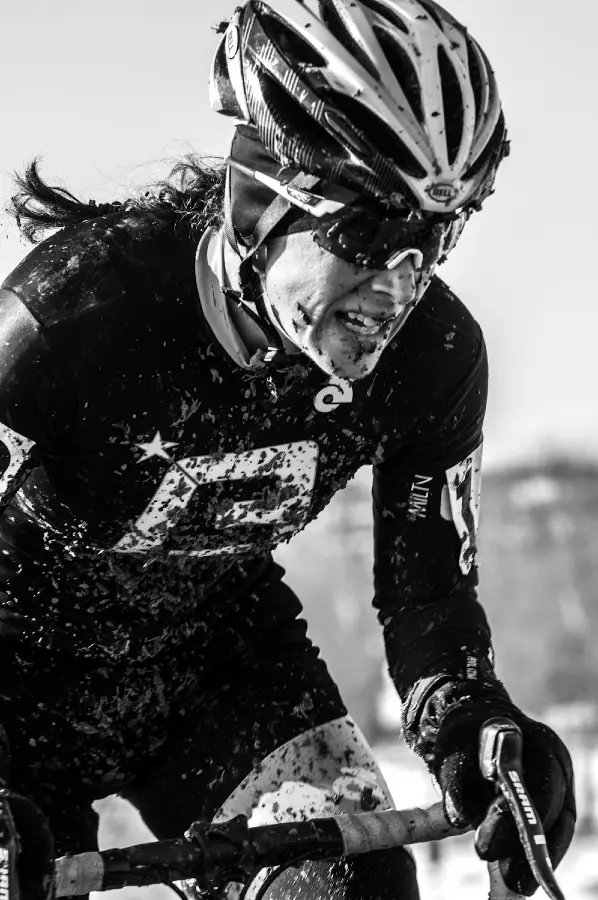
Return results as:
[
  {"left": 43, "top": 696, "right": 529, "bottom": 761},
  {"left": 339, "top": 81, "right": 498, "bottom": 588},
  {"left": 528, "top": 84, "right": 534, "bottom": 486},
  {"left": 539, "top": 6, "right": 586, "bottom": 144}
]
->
[{"left": 0, "top": 208, "right": 489, "bottom": 686}]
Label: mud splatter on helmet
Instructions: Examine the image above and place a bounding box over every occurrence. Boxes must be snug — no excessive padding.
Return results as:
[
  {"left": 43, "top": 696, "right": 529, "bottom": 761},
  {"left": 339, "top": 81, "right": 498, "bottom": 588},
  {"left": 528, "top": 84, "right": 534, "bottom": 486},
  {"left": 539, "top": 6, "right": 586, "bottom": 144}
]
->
[{"left": 210, "top": 0, "right": 509, "bottom": 215}]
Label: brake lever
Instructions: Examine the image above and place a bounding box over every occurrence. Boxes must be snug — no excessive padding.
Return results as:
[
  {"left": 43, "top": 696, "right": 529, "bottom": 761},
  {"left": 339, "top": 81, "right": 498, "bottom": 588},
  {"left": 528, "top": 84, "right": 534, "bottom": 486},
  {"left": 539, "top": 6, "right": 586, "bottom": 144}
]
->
[{"left": 479, "top": 717, "right": 566, "bottom": 900}]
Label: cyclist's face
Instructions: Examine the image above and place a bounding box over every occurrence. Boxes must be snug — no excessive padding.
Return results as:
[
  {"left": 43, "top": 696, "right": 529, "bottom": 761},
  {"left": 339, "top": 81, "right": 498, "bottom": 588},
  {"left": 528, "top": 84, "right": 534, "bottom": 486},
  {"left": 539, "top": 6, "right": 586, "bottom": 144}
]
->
[{"left": 259, "top": 231, "right": 432, "bottom": 380}]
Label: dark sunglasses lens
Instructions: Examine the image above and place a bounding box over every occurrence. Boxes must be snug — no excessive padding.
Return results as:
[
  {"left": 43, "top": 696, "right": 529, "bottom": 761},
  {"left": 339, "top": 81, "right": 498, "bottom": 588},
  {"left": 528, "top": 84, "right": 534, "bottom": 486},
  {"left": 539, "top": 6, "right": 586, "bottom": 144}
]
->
[{"left": 312, "top": 208, "right": 446, "bottom": 268}]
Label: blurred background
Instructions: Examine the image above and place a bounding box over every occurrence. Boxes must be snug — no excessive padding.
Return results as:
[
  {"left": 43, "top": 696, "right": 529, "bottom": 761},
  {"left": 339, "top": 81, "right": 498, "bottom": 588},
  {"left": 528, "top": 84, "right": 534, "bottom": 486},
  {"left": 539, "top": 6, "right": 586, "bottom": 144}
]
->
[{"left": 1, "top": 0, "right": 597, "bottom": 897}]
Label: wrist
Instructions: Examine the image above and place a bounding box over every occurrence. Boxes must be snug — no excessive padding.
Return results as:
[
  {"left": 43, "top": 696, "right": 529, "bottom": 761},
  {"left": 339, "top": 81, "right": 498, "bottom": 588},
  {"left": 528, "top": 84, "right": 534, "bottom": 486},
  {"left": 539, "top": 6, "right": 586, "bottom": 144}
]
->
[
  {"left": 401, "top": 662, "right": 512, "bottom": 766},
  {"left": 382, "top": 592, "right": 494, "bottom": 699}
]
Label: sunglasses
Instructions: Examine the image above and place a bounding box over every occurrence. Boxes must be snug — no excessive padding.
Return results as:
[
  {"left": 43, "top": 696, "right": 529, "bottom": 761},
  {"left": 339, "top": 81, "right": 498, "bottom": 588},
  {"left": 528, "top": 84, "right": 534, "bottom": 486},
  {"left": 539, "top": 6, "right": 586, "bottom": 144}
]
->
[{"left": 227, "top": 157, "right": 467, "bottom": 270}]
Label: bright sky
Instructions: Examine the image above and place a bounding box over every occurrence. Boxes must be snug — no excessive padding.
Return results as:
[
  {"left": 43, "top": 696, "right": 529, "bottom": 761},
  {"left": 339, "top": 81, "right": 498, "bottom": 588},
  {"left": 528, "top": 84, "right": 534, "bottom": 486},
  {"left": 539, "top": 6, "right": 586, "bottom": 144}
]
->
[{"left": 1, "top": 0, "right": 596, "bottom": 468}]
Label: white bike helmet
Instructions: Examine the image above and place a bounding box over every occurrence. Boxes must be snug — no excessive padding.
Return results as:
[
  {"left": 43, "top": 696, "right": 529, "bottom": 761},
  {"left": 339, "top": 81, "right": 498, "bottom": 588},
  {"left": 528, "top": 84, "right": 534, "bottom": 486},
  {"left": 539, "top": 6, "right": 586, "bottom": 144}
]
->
[{"left": 210, "top": 0, "right": 508, "bottom": 216}]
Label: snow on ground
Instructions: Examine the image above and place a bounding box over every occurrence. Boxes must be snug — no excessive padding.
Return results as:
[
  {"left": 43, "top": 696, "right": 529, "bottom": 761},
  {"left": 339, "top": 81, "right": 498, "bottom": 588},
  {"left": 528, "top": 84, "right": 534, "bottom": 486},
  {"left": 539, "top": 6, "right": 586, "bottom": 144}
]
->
[
  {"left": 375, "top": 743, "right": 598, "bottom": 900},
  {"left": 91, "top": 744, "right": 598, "bottom": 900}
]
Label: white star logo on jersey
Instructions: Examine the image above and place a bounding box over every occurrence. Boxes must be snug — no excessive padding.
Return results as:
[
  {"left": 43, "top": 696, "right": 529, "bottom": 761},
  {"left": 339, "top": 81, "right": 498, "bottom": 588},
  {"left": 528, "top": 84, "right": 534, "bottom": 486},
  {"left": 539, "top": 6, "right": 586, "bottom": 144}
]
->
[{"left": 135, "top": 431, "right": 179, "bottom": 462}]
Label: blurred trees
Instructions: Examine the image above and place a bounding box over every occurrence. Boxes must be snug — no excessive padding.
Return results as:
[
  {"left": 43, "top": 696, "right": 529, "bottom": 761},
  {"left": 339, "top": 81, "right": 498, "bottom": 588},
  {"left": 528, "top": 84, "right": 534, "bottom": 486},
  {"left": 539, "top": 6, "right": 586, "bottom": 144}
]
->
[
  {"left": 478, "top": 461, "right": 598, "bottom": 715},
  {"left": 276, "top": 459, "right": 598, "bottom": 734}
]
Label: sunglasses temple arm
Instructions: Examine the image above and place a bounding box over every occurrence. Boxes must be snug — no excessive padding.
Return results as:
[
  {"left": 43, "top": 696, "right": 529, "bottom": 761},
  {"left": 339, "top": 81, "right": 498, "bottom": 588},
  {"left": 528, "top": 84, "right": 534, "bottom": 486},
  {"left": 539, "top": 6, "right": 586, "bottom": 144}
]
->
[{"left": 225, "top": 158, "right": 345, "bottom": 217}]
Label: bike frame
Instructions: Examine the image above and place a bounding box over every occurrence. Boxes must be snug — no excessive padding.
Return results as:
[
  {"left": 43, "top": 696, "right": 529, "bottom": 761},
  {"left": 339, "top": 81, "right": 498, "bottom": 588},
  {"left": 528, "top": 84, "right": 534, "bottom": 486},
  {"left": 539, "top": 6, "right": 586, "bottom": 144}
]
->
[{"left": 48, "top": 719, "right": 566, "bottom": 900}]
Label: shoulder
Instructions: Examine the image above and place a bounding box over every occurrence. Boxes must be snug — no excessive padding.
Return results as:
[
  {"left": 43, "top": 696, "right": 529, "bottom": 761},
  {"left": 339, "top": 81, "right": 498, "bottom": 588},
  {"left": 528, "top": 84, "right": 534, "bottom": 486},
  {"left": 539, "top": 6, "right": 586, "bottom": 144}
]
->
[
  {"left": 382, "top": 275, "right": 486, "bottom": 381},
  {"left": 365, "top": 278, "right": 488, "bottom": 468},
  {"left": 372, "top": 275, "right": 488, "bottom": 440},
  {"left": 413, "top": 275, "right": 484, "bottom": 351},
  {"left": 1, "top": 209, "right": 196, "bottom": 328}
]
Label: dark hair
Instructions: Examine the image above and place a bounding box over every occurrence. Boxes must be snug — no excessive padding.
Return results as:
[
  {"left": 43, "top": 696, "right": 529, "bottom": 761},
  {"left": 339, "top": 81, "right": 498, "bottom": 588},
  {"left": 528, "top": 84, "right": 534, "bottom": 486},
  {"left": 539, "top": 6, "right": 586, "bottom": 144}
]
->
[{"left": 8, "top": 155, "right": 227, "bottom": 244}]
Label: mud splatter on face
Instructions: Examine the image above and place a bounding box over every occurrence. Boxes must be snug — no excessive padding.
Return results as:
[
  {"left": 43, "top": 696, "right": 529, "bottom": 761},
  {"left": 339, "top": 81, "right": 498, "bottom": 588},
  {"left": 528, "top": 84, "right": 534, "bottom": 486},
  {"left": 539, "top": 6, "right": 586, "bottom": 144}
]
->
[{"left": 257, "top": 232, "right": 423, "bottom": 380}]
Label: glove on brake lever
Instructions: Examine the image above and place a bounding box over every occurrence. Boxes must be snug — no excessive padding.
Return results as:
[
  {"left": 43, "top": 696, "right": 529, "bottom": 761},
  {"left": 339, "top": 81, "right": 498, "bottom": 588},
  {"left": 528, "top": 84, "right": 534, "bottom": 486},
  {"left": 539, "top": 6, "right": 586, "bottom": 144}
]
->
[{"left": 479, "top": 717, "right": 566, "bottom": 900}]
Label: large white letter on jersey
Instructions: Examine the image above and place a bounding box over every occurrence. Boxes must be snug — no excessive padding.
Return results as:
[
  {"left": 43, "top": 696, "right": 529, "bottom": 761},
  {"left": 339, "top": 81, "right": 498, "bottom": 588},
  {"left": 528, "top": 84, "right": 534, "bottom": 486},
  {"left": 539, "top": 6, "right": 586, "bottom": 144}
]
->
[
  {"left": 113, "top": 441, "right": 319, "bottom": 557},
  {"left": 0, "top": 422, "right": 35, "bottom": 499}
]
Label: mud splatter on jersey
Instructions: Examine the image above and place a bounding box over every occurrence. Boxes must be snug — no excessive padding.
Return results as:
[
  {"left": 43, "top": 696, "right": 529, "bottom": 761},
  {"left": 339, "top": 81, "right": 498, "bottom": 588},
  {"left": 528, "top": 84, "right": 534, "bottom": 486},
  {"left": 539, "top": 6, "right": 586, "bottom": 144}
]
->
[{"left": 0, "top": 208, "right": 487, "bottom": 723}]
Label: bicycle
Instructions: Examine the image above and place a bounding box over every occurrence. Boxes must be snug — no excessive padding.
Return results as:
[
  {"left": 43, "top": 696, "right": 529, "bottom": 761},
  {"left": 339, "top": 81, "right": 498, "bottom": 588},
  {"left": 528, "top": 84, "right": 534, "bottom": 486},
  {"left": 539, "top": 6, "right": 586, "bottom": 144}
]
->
[{"left": 5, "top": 719, "right": 568, "bottom": 900}]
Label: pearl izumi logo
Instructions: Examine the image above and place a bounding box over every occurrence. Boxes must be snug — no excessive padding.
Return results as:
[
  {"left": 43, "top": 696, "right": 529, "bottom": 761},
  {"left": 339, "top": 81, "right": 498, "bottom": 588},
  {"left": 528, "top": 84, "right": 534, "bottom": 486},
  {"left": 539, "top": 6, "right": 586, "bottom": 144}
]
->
[
  {"left": 426, "top": 182, "right": 459, "bottom": 205},
  {"left": 314, "top": 376, "right": 353, "bottom": 413}
]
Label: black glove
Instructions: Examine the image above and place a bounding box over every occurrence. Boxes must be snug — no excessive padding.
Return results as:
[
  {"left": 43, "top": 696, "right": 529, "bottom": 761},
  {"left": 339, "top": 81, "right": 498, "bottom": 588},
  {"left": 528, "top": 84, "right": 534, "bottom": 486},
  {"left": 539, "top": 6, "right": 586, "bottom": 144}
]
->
[
  {"left": 0, "top": 786, "right": 55, "bottom": 900},
  {"left": 404, "top": 677, "right": 576, "bottom": 896}
]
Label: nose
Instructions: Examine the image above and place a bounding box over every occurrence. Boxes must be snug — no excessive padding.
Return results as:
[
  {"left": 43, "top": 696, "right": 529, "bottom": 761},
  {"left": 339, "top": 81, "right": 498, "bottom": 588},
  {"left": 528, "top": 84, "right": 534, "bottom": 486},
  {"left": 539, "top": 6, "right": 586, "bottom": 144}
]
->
[{"left": 369, "top": 255, "right": 418, "bottom": 302}]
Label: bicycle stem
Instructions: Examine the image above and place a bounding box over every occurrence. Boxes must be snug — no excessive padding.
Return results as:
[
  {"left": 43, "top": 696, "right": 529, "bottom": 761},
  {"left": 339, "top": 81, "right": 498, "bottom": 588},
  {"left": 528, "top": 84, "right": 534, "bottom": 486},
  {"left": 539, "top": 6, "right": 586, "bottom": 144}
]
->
[{"left": 479, "top": 717, "right": 566, "bottom": 900}]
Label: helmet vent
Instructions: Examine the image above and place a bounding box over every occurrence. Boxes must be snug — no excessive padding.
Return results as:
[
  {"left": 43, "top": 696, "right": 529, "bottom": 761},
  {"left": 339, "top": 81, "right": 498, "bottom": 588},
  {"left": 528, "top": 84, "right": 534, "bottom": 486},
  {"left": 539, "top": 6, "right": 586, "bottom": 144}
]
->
[
  {"left": 360, "top": 0, "right": 410, "bottom": 36},
  {"left": 256, "top": 7, "right": 328, "bottom": 68},
  {"left": 465, "top": 36, "right": 485, "bottom": 133},
  {"left": 437, "top": 44, "right": 464, "bottom": 166},
  {"left": 260, "top": 73, "right": 351, "bottom": 159},
  {"left": 374, "top": 27, "right": 424, "bottom": 124},
  {"left": 463, "top": 111, "right": 506, "bottom": 181},
  {"left": 329, "top": 93, "right": 427, "bottom": 178},
  {"left": 414, "top": 0, "right": 444, "bottom": 32},
  {"left": 319, "top": 0, "right": 380, "bottom": 81}
]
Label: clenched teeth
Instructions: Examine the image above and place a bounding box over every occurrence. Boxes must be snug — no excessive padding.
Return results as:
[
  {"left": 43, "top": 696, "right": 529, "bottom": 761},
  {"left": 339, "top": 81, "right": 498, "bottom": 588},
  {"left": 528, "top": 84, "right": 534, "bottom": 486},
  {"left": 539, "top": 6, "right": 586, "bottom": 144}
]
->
[{"left": 338, "top": 310, "right": 395, "bottom": 335}]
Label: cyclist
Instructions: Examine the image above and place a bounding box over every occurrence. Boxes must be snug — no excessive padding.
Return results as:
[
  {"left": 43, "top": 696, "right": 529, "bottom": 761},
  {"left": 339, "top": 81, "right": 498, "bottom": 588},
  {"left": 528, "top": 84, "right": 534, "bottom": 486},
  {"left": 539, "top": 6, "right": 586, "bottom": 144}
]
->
[{"left": 0, "top": 1, "right": 575, "bottom": 899}]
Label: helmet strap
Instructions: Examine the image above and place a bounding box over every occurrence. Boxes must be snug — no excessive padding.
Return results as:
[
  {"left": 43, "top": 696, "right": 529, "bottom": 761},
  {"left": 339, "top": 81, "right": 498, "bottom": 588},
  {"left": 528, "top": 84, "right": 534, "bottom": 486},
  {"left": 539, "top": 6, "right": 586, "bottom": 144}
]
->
[
  {"left": 223, "top": 164, "right": 321, "bottom": 364},
  {"left": 223, "top": 164, "right": 241, "bottom": 256},
  {"left": 236, "top": 257, "right": 295, "bottom": 365}
]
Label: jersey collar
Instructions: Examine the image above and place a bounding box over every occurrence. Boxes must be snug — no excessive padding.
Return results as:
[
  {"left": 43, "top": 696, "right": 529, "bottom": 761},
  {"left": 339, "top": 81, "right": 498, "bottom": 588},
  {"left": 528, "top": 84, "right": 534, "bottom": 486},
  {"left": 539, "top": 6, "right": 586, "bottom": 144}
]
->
[{"left": 195, "top": 227, "right": 255, "bottom": 369}]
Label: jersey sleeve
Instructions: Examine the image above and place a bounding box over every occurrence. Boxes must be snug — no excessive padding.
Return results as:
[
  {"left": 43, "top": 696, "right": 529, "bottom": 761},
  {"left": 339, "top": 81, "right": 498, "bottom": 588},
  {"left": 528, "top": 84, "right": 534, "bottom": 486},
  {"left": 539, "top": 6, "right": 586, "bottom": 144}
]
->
[
  {"left": 0, "top": 288, "right": 70, "bottom": 514},
  {"left": 372, "top": 321, "right": 495, "bottom": 703}
]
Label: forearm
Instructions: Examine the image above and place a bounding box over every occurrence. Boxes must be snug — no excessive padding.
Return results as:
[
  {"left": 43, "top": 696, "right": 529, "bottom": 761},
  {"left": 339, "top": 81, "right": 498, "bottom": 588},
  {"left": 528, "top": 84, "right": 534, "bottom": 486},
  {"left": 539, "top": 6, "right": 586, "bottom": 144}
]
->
[
  {"left": 379, "top": 586, "right": 495, "bottom": 701},
  {"left": 380, "top": 592, "right": 576, "bottom": 895},
  {"left": 377, "top": 585, "right": 516, "bottom": 764}
]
